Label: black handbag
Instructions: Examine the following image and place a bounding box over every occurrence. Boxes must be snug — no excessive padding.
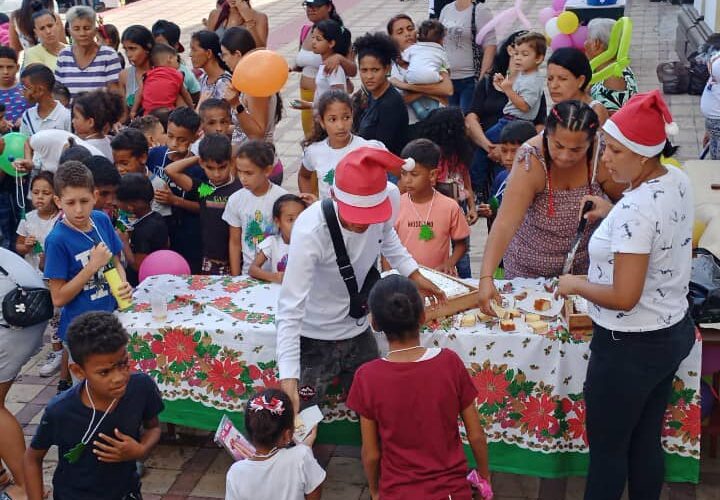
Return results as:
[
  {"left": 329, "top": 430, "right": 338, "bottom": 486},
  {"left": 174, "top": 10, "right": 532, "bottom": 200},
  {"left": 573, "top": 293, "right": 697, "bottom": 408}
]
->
[
  {"left": 688, "top": 249, "right": 720, "bottom": 324},
  {"left": 470, "top": 1, "right": 486, "bottom": 77},
  {"left": 0, "top": 265, "right": 53, "bottom": 328},
  {"left": 321, "top": 199, "right": 380, "bottom": 320}
]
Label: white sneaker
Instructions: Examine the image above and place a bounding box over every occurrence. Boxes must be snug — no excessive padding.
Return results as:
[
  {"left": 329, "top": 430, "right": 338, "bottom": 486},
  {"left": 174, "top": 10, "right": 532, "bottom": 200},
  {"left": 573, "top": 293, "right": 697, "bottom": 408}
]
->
[{"left": 39, "top": 351, "right": 62, "bottom": 377}]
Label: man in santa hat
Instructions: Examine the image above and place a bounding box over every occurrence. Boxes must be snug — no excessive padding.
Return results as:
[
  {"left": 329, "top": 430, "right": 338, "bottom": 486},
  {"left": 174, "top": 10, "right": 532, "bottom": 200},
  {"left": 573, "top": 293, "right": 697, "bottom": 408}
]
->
[{"left": 276, "top": 147, "right": 446, "bottom": 414}]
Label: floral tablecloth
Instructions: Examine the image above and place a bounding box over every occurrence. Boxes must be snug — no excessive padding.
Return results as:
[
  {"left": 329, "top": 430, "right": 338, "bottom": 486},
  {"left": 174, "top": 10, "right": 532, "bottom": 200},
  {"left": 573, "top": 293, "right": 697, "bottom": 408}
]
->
[{"left": 119, "top": 274, "right": 701, "bottom": 482}]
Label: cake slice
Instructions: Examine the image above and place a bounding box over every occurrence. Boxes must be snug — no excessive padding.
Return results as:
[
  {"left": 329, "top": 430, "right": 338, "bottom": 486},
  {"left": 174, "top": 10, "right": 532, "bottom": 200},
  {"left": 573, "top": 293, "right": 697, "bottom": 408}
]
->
[
  {"left": 507, "top": 309, "right": 522, "bottom": 319},
  {"left": 528, "top": 320, "right": 549, "bottom": 334},
  {"left": 477, "top": 311, "right": 495, "bottom": 323},
  {"left": 492, "top": 303, "right": 510, "bottom": 319},
  {"left": 524, "top": 313, "right": 541, "bottom": 323},
  {"left": 514, "top": 291, "right": 528, "bottom": 301},
  {"left": 500, "top": 319, "right": 516, "bottom": 332},
  {"left": 460, "top": 313, "right": 477, "bottom": 328},
  {"left": 534, "top": 298, "right": 552, "bottom": 312}
]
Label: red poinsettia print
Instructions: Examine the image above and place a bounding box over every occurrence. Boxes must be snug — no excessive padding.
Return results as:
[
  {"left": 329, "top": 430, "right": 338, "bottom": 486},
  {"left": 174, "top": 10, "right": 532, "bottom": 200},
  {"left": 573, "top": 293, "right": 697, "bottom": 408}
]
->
[
  {"left": 567, "top": 401, "right": 587, "bottom": 445},
  {"left": 520, "top": 394, "right": 559, "bottom": 434},
  {"left": 473, "top": 370, "right": 509, "bottom": 406},
  {"left": 163, "top": 329, "right": 198, "bottom": 364},
  {"left": 681, "top": 404, "right": 701, "bottom": 439},
  {"left": 212, "top": 296, "right": 233, "bottom": 308},
  {"left": 207, "top": 358, "right": 245, "bottom": 395}
]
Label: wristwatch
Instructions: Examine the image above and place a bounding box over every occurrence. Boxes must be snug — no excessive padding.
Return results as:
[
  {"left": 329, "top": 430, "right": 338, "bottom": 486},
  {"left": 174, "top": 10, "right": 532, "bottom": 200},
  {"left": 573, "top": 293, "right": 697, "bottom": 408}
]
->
[{"left": 236, "top": 103, "right": 245, "bottom": 114}]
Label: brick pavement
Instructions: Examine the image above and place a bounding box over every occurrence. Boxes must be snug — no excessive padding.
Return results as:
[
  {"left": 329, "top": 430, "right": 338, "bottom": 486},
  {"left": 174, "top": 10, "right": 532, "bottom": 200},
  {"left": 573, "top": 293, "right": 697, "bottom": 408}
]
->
[{"left": 5, "top": 0, "right": 720, "bottom": 497}]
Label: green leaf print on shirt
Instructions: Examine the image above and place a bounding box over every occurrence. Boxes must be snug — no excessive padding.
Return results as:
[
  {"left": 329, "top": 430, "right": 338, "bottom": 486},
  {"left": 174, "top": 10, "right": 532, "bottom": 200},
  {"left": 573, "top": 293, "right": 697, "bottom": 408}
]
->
[
  {"left": 323, "top": 169, "right": 335, "bottom": 186},
  {"left": 198, "top": 183, "right": 216, "bottom": 199},
  {"left": 244, "top": 210, "right": 274, "bottom": 250}
]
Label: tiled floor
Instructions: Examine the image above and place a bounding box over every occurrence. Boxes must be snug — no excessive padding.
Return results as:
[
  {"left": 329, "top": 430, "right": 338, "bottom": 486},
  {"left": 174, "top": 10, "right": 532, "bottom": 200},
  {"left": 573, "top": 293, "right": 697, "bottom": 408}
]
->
[{"left": 5, "top": 0, "right": 719, "bottom": 497}]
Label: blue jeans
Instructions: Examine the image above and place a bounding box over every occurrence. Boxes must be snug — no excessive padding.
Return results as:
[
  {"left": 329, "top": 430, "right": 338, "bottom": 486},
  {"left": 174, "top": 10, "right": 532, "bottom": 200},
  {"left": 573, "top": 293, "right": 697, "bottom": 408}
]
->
[
  {"left": 706, "top": 117, "right": 720, "bottom": 160},
  {"left": 469, "top": 148, "right": 503, "bottom": 202},
  {"left": 0, "top": 191, "right": 20, "bottom": 250},
  {"left": 453, "top": 200, "right": 471, "bottom": 278},
  {"left": 449, "top": 76, "right": 476, "bottom": 114}
]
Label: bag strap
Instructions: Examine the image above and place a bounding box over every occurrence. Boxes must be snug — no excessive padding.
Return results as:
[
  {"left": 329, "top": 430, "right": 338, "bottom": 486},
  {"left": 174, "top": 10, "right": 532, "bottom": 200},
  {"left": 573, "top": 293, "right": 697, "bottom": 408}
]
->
[
  {"left": 471, "top": 1, "right": 477, "bottom": 42},
  {"left": 0, "top": 265, "right": 16, "bottom": 285},
  {"left": 321, "top": 199, "right": 360, "bottom": 299},
  {"left": 299, "top": 24, "right": 312, "bottom": 48}
]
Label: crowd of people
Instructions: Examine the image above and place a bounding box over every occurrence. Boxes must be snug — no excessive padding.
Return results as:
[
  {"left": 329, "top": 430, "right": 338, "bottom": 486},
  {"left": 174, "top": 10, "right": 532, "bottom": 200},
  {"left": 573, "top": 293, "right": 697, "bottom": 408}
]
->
[{"left": 0, "top": 0, "right": 700, "bottom": 498}]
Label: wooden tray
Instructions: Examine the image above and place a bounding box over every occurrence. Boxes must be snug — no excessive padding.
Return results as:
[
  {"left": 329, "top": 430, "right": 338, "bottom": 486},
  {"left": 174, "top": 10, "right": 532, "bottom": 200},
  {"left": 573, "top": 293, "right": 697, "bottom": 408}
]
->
[
  {"left": 418, "top": 267, "right": 479, "bottom": 321},
  {"left": 563, "top": 298, "right": 593, "bottom": 334}
]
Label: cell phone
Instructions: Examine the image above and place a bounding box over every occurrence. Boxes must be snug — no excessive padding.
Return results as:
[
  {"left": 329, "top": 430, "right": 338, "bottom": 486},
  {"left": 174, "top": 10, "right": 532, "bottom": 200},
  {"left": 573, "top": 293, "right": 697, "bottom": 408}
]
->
[{"left": 290, "top": 99, "right": 303, "bottom": 109}]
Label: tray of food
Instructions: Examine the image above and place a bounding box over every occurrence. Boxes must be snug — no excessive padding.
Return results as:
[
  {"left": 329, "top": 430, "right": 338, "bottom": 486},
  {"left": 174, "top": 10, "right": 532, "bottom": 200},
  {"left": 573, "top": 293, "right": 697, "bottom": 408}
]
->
[{"left": 416, "top": 267, "right": 479, "bottom": 321}]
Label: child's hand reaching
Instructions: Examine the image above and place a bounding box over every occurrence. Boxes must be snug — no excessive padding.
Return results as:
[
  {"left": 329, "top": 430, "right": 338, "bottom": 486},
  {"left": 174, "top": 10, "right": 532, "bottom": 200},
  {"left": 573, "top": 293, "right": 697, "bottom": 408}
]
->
[
  {"left": 88, "top": 243, "right": 112, "bottom": 273},
  {"left": 466, "top": 208, "right": 479, "bottom": 226},
  {"left": 298, "top": 192, "right": 318, "bottom": 205},
  {"left": 437, "top": 261, "right": 458, "bottom": 277},
  {"left": 93, "top": 428, "right": 144, "bottom": 462},
  {"left": 24, "top": 235, "right": 37, "bottom": 248},
  {"left": 478, "top": 203, "right": 493, "bottom": 218}
]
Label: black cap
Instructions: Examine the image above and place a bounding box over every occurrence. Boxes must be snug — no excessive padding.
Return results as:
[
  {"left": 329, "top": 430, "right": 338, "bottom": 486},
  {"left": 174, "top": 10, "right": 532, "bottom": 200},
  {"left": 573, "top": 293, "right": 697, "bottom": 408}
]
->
[
  {"left": 303, "top": 0, "right": 332, "bottom": 6},
  {"left": 152, "top": 20, "right": 184, "bottom": 53}
]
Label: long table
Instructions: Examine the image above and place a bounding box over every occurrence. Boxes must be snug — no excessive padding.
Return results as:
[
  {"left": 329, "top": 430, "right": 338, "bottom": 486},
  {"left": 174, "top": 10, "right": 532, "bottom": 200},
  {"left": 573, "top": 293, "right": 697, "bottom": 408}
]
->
[{"left": 119, "top": 274, "right": 702, "bottom": 482}]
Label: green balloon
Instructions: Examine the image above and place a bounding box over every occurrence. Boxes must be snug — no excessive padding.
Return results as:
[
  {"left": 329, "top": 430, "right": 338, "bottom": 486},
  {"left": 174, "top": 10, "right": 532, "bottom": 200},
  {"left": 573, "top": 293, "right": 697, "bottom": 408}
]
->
[{"left": 0, "top": 132, "right": 28, "bottom": 177}]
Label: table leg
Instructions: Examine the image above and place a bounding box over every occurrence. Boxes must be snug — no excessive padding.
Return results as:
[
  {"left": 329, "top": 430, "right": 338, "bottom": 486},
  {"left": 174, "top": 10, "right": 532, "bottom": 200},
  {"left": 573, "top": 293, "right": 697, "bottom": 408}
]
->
[
  {"left": 668, "top": 483, "right": 696, "bottom": 500},
  {"left": 538, "top": 478, "right": 567, "bottom": 500}
]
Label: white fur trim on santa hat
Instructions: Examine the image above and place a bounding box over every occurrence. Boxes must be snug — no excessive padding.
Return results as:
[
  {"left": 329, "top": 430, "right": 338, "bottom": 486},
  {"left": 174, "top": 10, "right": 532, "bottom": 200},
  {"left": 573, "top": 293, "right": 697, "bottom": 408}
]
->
[
  {"left": 332, "top": 183, "right": 388, "bottom": 208},
  {"left": 603, "top": 120, "right": 665, "bottom": 157}
]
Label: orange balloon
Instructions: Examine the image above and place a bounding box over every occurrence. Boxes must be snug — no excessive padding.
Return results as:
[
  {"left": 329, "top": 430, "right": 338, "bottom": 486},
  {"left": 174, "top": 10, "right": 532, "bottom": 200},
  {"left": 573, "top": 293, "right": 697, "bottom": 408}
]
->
[{"left": 232, "top": 50, "right": 289, "bottom": 97}]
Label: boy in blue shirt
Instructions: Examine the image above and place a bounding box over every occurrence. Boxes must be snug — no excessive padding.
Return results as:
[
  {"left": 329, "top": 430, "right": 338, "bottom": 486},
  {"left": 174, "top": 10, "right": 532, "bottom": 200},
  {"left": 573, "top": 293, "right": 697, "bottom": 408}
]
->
[
  {"left": 43, "top": 161, "right": 131, "bottom": 393},
  {"left": 25, "top": 311, "right": 164, "bottom": 500}
]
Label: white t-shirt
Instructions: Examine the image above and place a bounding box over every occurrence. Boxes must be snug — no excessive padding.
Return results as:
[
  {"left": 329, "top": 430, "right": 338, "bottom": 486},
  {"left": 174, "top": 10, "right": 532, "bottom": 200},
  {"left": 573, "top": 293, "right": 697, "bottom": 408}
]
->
[
  {"left": 19, "top": 101, "right": 72, "bottom": 136},
  {"left": 702, "top": 55, "right": 720, "bottom": 120},
  {"left": 403, "top": 41, "right": 450, "bottom": 85},
  {"left": 222, "top": 183, "right": 288, "bottom": 274},
  {"left": 587, "top": 167, "right": 694, "bottom": 332},
  {"left": 313, "top": 64, "right": 346, "bottom": 107},
  {"left": 16, "top": 210, "right": 61, "bottom": 271},
  {"left": 84, "top": 137, "right": 114, "bottom": 160},
  {"left": 439, "top": 1, "right": 496, "bottom": 79},
  {"left": 225, "top": 445, "right": 326, "bottom": 500},
  {"left": 258, "top": 234, "right": 289, "bottom": 273},
  {"left": 28, "top": 130, "right": 102, "bottom": 172},
  {"left": 302, "top": 135, "right": 385, "bottom": 199}
]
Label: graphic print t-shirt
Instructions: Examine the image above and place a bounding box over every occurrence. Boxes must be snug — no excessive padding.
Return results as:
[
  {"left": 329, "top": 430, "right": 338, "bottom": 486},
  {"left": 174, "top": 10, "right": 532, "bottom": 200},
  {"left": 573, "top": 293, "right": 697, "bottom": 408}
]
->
[{"left": 191, "top": 177, "right": 243, "bottom": 261}]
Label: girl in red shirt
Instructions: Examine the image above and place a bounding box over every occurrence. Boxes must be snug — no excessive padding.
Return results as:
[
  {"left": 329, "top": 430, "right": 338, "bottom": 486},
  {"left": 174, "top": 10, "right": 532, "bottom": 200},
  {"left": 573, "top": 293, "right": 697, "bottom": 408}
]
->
[{"left": 347, "top": 275, "right": 491, "bottom": 500}]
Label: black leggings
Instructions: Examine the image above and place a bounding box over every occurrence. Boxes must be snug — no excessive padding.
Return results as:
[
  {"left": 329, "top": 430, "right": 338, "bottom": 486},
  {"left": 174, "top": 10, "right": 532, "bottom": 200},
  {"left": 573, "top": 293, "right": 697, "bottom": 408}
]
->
[{"left": 583, "top": 314, "right": 694, "bottom": 500}]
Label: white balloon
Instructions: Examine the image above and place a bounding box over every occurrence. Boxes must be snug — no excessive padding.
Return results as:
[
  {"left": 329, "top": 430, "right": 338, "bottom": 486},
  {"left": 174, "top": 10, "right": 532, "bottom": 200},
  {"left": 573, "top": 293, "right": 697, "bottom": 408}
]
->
[{"left": 545, "top": 17, "right": 561, "bottom": 39}]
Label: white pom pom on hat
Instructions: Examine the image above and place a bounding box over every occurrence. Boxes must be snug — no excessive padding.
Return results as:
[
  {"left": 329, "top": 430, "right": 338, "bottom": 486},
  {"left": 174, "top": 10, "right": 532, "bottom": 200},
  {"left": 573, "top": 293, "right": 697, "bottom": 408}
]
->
[
  {"left": 401, "top": 157, "right": 416, "bottom": 171},
  {"left": 665, "top": 121, "right": 679, "bottom": 137}
]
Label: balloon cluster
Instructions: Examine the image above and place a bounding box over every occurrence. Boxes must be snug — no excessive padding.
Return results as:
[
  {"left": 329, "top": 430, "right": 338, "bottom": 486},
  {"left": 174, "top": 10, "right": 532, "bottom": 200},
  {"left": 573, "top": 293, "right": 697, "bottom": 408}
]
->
[{"left": 539, "top": 0, "right": 587, "bottom": 51}]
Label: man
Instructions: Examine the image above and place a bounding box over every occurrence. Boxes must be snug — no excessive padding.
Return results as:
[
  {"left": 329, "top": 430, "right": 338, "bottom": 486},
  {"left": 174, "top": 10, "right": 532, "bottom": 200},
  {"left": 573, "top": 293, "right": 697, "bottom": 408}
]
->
[{"left": 277, "top": 147, "right": 445, "bottom": 412}]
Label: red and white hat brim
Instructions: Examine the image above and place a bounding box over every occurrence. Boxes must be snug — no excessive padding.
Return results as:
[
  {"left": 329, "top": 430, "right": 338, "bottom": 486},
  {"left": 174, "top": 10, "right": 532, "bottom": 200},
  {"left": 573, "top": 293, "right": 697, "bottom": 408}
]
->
[
  {"left": 332, "top": 184, "right": 392, "bottom": 225},
  {"left": 603, "top": 120, "right": 665, "bottom": 157}
]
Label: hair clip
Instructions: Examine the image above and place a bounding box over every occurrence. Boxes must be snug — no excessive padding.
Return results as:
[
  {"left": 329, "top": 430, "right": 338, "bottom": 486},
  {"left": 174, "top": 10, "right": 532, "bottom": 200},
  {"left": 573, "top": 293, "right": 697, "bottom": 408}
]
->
[
  {"left": 401, "top": 157, "right": 416, "bottom": 171},
  {"left": 551, "top": 107, "right": 563, "bottom": 123},
  {"left": 250, "top": 395, "right": 285, "bottom": 415}
]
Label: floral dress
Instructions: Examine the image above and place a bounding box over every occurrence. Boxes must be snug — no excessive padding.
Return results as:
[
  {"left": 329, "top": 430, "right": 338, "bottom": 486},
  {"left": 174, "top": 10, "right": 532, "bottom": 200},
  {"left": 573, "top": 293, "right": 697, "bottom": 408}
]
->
[
  {"left": 590, "top": 67, "right": 638, "bottom": 114},
  {"left": 503, "top": 143, "right": 604, "bottom": 279}
]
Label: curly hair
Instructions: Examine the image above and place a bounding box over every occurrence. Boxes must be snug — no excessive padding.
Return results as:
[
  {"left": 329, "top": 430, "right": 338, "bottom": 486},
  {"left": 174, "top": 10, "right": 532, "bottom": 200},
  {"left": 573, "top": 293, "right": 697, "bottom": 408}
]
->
[
  {"left": 73, "top": 90, "right": 124, "bottom": 135},
  {"left": 54, "top": 160, "right": 94, "bottom": 196},
  {"left": 411, "top": 107, "right": 472, "bottom": 168},
  {"left": 353, "top": 31, "right": 399, "bottom": 66},
  {"left": 67, "top": 312, "right": 130, "bottom": 366}
]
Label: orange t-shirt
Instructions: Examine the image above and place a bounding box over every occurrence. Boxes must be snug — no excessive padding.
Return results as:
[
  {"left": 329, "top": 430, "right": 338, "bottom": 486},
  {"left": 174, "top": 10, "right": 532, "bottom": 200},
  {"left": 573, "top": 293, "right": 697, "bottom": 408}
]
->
[{"left": 395, "top": 191, "right": 470, "bottom": 270}]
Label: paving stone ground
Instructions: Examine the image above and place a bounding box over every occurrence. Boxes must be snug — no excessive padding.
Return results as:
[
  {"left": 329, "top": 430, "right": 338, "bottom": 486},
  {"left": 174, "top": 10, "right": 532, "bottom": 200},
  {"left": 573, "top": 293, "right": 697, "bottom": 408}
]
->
[{"left": 5, "top": 0, "right": 720, "bottom": 497}]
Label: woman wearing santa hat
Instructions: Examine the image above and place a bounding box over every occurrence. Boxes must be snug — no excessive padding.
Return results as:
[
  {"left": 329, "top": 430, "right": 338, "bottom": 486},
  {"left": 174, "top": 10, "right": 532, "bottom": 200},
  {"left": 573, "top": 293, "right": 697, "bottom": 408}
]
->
[
  {"left": 557, "top": 90, "right": 695, "bottom": 500},
  {"left": 276, "top": 147, "right": 445, "bottom": 415}
]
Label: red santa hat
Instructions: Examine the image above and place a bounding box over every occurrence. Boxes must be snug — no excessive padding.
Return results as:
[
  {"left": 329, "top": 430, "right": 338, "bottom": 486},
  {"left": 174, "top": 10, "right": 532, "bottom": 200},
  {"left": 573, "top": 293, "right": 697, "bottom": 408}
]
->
[
  {"left": 602, "top": 90, "right": 678, "bottom": 157},
  {"left": 332, "top": 147, "right": 409, "bottom": 224}
]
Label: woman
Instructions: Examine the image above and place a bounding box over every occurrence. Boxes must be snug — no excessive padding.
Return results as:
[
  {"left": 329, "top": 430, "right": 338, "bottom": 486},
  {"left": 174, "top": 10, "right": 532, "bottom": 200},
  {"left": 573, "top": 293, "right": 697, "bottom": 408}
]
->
[
  {"left": 585, "top": 18, "right": 638, "bottom": 114},
  {"left": 557, "top": 91, "right": 694, "bottom": 500},
  {"left": 117, "top": 25, "right": 154, "bottom": 110},
  {"left": 221, "top": 27, "right": 284, "bottom": 183},
  {"left": 294, "top": 0, "right": 357, "bottom": 138},
  {"left": 477, "top": 100, "right": 624, "bottom": 313},
  {"left": 54, "top": 6, "right": 122, "bottom": 98},
  {"left": 22, "top": 8, "right": 66, "bottom": 71},
  {"left": 547, "top": 47, "right": 609, "bottom": 125},
  {"left": 208, "top": 0, "right": 268, "bottom": 47},
  {"left": 9, "top": 0, "right": 64, "bottom": 54},
  {"left": 386, "top": 14, "right": 453, "bottom": 127},
  {"left": 353, "top": 32, "right": 409, "bottom": 155},
  {"left": 438, "top": 0, "right": 496, "bottom": 112},
  {"left": 466, "top": 30, "right": 546, "bottom": 198},
  {"left": 0, "top": 248, "right": 49, "bottom": 500},
  {"left": 190, "top": 30, "right": 232, "bottom": 108}
]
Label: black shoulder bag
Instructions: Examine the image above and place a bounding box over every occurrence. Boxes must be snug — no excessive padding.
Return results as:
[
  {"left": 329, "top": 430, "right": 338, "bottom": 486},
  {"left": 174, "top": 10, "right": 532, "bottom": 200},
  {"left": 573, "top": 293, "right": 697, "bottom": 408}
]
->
[
  {"left": 0, "top": 265, "right": 53, "bottom": 328},
  {"left": 321, "top": 199, "right": 381, "bottom": 320}
]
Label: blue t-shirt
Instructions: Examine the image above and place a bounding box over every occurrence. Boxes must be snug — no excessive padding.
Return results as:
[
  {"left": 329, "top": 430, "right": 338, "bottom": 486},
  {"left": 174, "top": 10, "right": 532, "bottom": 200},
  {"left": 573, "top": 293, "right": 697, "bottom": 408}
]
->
[
  {"left": 43, "top": 211, "right": 123, "bottom": 340},
  {"left": 490, "top": 169, "right": 509, "bottom": 208},
  {"left": 147, "top": 146, "right": 206, "bottom": 199},
  {"left": 31, "top": 373, "right": 164, "bottom": 500},
  {"left": 0, "top": 84, "right": 30, "bottom": 122}
]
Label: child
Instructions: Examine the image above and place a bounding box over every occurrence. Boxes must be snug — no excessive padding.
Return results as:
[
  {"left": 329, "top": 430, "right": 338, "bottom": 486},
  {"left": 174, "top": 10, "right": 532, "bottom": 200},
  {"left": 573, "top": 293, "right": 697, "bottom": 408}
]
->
[
  {"left": 130, "top": 43, "right": 194, "bottom": 118},
  {"left": 223, "top": 140, "right": 288, "bottom": 276},
  {"left": 129, "top": 114, "right": 167, "bottom": 148},
  {"left": 25, "top": 311, "right": 164, "bottom": 500},
  {"left": 72, "top": 90, "right": 125, "bottom": 159},
  {"left": 165, "top": 133, "right": 242, "bottom": 275},
  {"left": 292, "top": 20, "right": 351, "bottom": 110},
  {"left": 225, "top": 389, "right": 325, "bottom": 500},
  {"left": 487, "top": 32, "right": 547, "bottom": 142},
  {"left": 146, "top": 106, "right": 205, "bottom": 274},
  {"left": 479, "top": 120, "right": 537, "bottom": 219},
  {"left": 151, "top": 20, "right": 202, "bottom": 103},
  {"left": 19, "top": 64, "right": 72, "bottom": 136},
  {"left": 98, "top": 22, "right": 123, "bottom": 68},
  {"left": 84, "top": 154, "right": 121, "bottom": 219},
  {"left": 53, "top": 82, "right": 71, "bottom": 108},
  {"left": 111, "top": 127, "right": 172, "bottom": 217},
  {"left": 347, "top": 275, "right": 490, "bottom": 499},
  {"left": 298, "top": 90, "right": 384, "bottom": 199},
  {"left": 402, "top": 19, "right": 449, "bottom": 120},
  {"left": 0, "top": 46, "right": 30, "bottom": 126},
  {"left": 395, "top": 138, "right": 470, "bottom": 276},
  {"left": 43, "top": 161, "right": 131, "bottom": 393},
  {"left": 196, "top": 98, "right": 233, "bottom": 143},
  {"left": 15, "top": 171, "right": 60, "bottom": 272},
  {"left": 116, "top": 173, "right": 169, "bottom": 286},
  {"left": 249, "top": 194, "right": 306, "bottom": 284}
]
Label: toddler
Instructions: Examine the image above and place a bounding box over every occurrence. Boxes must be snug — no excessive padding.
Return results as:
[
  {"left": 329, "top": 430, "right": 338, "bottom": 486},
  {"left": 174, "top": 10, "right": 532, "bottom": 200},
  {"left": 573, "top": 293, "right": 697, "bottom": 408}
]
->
[
  {"left": 249, "top": 194, "right": 306, "bottom": 284},
  {"left": 402, "top": 19, "right": 449, "bottom": 120},
  {"left": 225, "top": 389, "right": 325, "bottom": 500},
  {"left": 347, "top": 275, "right": 490, "bottom": 499},
  {"left": 131, "top": 43, "right": 194, "bottom": 118}
]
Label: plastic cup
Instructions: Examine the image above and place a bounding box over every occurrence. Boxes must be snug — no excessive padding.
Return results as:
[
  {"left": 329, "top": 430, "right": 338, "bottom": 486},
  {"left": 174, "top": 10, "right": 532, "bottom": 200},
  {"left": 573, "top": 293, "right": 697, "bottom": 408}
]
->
[{"left": 150, "top": 294, "right": 168, "bottom": 322}]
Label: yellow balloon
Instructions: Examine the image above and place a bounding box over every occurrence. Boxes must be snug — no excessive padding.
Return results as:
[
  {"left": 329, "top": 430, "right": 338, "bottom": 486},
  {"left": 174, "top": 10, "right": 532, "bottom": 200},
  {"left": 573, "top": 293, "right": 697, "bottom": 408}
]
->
[
  {"left": 557, "top": 11, "right": 579, "bottom": 35},
  {"left": 693, "top": 220, "right": 707, "bottom": 248}
]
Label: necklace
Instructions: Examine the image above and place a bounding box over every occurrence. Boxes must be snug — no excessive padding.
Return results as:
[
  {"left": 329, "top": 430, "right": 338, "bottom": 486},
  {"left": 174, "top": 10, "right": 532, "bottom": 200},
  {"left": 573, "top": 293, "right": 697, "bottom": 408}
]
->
[
  {"left": 63, "top": 218, "right": 106, "bottom": 247},
  {"left": 63, "top": 382, "right": 117, "bottom": 464},
  {"left": 408, "top": 190, "right": 436, "bottom": 241},
  {"left": 386, "top": 345, "right": 423, "bottom": 357},
  {"left": 251, "top": 447, "right": 279, "bottom": 460}
]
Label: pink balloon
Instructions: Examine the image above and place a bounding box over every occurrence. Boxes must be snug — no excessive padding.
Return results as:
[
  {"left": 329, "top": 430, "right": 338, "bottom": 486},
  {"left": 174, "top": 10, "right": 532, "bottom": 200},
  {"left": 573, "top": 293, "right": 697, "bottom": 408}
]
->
[
  {"left": 538, "top": 6, "right": 556, "bottom": 26},
  {"left": 551, "top": 34, "right": 574, "bottom": 51},
  {"left": 571, "top": 25, "right": 589, "bottom": 48},
  {"left": 138, "top": 250, "right": 191, "bottom": 283},
  {"left": 552, "top": 0, "right": 566, "bottom": 12}
]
